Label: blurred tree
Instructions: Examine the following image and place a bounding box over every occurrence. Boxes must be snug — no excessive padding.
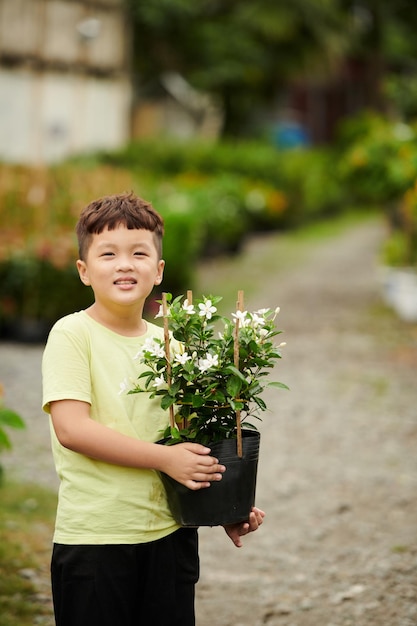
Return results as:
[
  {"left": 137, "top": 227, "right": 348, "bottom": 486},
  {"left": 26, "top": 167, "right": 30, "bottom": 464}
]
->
[
  {"left": 127, "top": 0, "right": 349, "bottom": 135},
  {"left": 341, "top": 0, "right": 417, "bottom": 117},
  {"left": 127, "top": 0, "right": 417, "bottom": 135}
]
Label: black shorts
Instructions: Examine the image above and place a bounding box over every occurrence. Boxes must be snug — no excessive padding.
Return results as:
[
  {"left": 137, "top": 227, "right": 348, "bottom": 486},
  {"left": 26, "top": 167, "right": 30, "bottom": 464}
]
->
[{"left": 51, "top": 528, "right": 199, "bottom": 626}]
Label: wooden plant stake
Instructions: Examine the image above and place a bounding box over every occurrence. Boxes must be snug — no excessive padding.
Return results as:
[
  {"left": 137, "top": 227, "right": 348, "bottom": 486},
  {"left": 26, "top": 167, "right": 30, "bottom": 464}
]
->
[
  {"left": 182, "top": 290, "right": 194, "bottom": 430},
  {"left": 234, "top": 290, "right": 244, "bottom": 458},
  {"left": 162, "top": 292, "right": 175, "bottom": 430}
]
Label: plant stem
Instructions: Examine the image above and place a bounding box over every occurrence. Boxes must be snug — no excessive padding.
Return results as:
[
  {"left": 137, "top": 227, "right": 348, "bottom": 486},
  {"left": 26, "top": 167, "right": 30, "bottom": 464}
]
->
[
  {"left": 162, "top": 292, "right": 175, "bottom": 429},
  {"left": 235, "top": 290, "right": 244, "bottom": 457}
]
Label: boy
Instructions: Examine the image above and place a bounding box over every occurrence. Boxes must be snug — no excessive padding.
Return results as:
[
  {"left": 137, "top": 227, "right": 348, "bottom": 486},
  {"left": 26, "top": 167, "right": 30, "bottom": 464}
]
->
[{"left": 42, "top": 192, "right": 264, "bottom": 626}]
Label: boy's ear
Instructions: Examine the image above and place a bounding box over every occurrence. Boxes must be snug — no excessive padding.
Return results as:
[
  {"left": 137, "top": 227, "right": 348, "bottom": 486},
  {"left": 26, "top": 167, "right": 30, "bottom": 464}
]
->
[
  {"left": 154, "top": 260, "right": 165, "bottom": 285},
  {"left": 76, "top": 259, "right": 91, "bottom": 286}
]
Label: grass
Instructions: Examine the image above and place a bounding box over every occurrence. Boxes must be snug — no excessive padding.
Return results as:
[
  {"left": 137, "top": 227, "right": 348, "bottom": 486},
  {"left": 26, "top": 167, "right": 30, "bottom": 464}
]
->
[{"left": 0, "top": 480, "right": 56, "bottom": 626}]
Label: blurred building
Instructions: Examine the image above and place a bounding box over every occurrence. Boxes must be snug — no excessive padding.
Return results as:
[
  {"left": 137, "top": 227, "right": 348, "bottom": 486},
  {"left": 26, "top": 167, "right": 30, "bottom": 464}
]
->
[
  {"left": 288, "top": 58, "right": 376, "bottom": 144},
  {"left": 132, "top": 72, "right": 223, "bottom": 142},
  {"left": 0, "top": 0, "right": 132, "bottom": 164}
]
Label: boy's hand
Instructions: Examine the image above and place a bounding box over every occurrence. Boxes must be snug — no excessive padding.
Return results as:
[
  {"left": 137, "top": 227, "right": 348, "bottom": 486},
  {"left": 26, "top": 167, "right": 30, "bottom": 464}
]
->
[
  {"left": 223, "top": 507, "right": 265, "bottom": 547},
  {"left": 161, "top": 442, "right": 226, "bottom": 490}
]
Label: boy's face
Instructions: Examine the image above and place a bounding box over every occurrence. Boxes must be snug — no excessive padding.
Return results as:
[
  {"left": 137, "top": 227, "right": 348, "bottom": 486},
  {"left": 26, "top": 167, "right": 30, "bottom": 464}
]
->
[{"left": 76, "top": 225, "right": 164, "bottom": 312}]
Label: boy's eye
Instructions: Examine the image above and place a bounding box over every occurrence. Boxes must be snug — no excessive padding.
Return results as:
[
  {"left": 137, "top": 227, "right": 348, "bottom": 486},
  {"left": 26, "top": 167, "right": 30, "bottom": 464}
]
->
[{"left": 101, "top": 252, "right": 114, "bottom": 257}]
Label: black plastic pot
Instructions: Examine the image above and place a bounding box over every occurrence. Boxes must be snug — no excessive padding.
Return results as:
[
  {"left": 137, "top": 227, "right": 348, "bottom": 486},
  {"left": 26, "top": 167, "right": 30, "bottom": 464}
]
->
[{"left": 158, "top": 430, "right": 260, "bottom": 527}]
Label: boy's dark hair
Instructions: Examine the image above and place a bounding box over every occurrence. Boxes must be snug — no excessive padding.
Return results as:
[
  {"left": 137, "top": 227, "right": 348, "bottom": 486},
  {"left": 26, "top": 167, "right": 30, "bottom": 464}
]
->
[{"left": 76, "top": 192, "right": 164, "bottom": 260}]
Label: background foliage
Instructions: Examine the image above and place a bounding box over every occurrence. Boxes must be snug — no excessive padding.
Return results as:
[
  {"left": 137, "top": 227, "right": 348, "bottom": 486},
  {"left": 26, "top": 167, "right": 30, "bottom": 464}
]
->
[
  {"left": 1, "top": 112, "right": 417, "bottom": 339},
  {"left": 2, "top": 0, "right": 417, "bottom": 337},
  {"left": 127, "top": 0, "right": 417, "bottom": 134}
]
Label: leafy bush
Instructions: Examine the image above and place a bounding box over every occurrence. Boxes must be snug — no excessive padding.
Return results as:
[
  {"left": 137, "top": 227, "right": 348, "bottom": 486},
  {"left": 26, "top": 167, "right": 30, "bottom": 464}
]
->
[
  {"left": 161, "top": 173, "right": 251, "bottom": 255},
  {"left": 0, "top": 165, "right": 203, "bottom": 337},
  {"left": 279, "top": 149, "right": 346, "bottom": 227},
  {"left": 0, "top": 131, "right": 379, "bottom": 337},
  {"left": 381, "top": 181, "right": 417, "bottom": 267},
  {"left": 337, "top": 112, "right": 417, "bottom": 205},
  {"left": 85, "top": 138, "right": 347, "bottom": 230},
  {"left": 0, "top": 388, "right": 25, "bottom": 482},
  {"left": 0, "top": 255, "right": 94, "bottom": 340},
  {"left": 92, "top": 139, "right": 284, "bottom": 183},
  {"left": 337, "top": 112, "right": 417, "bottom": 268}
]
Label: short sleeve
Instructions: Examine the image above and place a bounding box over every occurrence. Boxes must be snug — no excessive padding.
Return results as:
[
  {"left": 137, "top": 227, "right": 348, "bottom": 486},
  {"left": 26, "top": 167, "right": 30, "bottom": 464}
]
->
[{"left": 42, "top": 318, "right": 92, "bottom": 413}]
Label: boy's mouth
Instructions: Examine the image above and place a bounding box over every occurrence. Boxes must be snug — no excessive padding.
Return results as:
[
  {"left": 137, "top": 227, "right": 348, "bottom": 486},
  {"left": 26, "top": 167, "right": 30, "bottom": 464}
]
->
[{"left": 114, "top": 279, "right": 137, "bottom": 285}]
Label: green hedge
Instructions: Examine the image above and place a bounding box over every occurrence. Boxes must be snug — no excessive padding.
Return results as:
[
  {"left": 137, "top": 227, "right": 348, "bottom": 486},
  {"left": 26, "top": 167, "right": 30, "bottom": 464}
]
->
[
  {"left": 0, "top": 256, "right": 94, "bottom": 341},
  {"left": 337, "top": 112, "right": 417, "bottom": 205},
  {"left": 2, "top": 114, "right": 417, "bottom": 340},
  {"left": 84, "top": 138, "right": 345, "bottom": 226}
]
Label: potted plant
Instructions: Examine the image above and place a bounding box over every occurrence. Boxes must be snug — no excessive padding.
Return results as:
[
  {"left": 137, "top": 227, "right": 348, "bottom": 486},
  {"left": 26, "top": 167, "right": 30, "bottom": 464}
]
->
[{"left": 129, "top": 290, "right": 287, "bottom": 526}]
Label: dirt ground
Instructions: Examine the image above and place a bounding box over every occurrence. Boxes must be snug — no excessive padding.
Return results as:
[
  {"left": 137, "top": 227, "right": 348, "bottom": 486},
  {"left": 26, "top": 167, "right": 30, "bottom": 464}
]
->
[{"left": 1, "top": 217, "right": 417, "bottom": 625}]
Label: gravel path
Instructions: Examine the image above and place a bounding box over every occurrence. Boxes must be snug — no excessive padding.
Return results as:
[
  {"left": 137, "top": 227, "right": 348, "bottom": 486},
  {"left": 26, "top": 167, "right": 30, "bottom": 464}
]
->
[{"left": 1, "top": 217, "right": 416, "bottom": 625}]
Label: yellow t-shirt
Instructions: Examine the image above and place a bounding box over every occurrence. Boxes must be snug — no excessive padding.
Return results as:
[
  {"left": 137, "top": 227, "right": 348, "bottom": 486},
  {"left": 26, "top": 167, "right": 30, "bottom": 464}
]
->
[{"left": 42, "top": 311, "right": 179, "bottom": 545}]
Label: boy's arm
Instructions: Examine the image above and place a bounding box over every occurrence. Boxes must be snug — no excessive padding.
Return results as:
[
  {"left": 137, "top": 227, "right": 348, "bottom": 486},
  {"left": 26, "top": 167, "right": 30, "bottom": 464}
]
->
[{"left": 50, "top": 399, "right": 225, "bottom": 490}]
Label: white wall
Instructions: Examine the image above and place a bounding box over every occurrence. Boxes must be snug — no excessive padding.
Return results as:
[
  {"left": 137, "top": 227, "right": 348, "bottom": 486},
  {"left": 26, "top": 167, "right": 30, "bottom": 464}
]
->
[
  {"left": 0, "top": 0, "right": 127, "bottom": 70},
  {"left": 0, "top": 0, "right": 131, "bottom": 164},
  {"left": 0, "top": 68, "right": 131, "bottom": 164}
]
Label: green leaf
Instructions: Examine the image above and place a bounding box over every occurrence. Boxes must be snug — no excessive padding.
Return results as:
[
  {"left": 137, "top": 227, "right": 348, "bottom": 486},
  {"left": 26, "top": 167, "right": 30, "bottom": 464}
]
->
[
  {"left": 268, "top": 381, "right": 290, "bottom": 390},
  {"left": 240, "top": 422, "right": 258, "bottom": 432},
  {"left": 169, "top": 426, "right": 181, "bottom": 440},
  {"left": 0, "top": 408, "right": 25, "bottom": 429},
  {"left": 170, "top": 380, "right": 181, "bottom": 395},
  {"left": 224, "top": 365, "right": 246, "bottom": 381},
  {"left": 253, "top": 396, "right": 267, "bottom": 410},
  {"left": 161, "top": 395, "right": 176, "bottom": 410},
  {"left": 226, "top": 375, "right": 242, "bottom": 398},
  {"left": 230, "top": 398, "right": 245, "bottom": 411},
  {"left": 192, "top": 395, "right": 205, "bottom": 408},
  {"left": 208, "top": 390, "right": 226, "bottom": 403},
  {"left": 137, "top": 369, "right": 152, "bottom": 378},
  {"left": 0, "top": 428, "right": 12, "bottom": 451}
]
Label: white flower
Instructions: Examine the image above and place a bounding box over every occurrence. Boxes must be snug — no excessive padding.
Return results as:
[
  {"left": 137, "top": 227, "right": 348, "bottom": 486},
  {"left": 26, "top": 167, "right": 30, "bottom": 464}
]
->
[
  {"left": 255, "top": 308, "right": 269, "bottom": 315},
  {"left": 182, "top": 299, "right": 195, "bottom": 314},
  {"left": 133, "top": 347, "right": 142, "bottom": 360},
  {"left": 152, "top": 374, "right": 167, "bottom": 389},
  {"left": 152, "top": 343, "right": 166, "bottom": 358},
  {"left": 175, "top": 351, "right": 192, "bottom": 365},
  {"left": 135, "top": 337, "right": 165, "bottom": 360},
  {"left": 118, "top": 377, "right": 129, "bottom": 395},
  {"left": 272, "top": 306, "right": 280, "bottom": 320},
  {"left": 258, "top": 328, "right": 268, "bottom": 338},
  {"left": 198, "top": 300, "right": 217, "bottom": 319},
  {"left": 232, "top": 310, "right": 249, "bottom": 327},
  {"left": 155, "top": 304, "right": 172, "bottom": 319},
  {"left": 154, "top": 304, "right": 164, "bottom": 319},
  {"left": 251, "top": 313, "right": 266, "bottom": 328},
  {"left": 197, "top": 353, "right": 219, "bottom": 372}
]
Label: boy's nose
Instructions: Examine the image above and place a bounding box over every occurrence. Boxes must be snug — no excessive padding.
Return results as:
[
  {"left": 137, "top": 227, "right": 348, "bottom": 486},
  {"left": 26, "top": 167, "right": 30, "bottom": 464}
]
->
[{"left": 116, "top": 259, "right": 134, "bottom": 271}]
